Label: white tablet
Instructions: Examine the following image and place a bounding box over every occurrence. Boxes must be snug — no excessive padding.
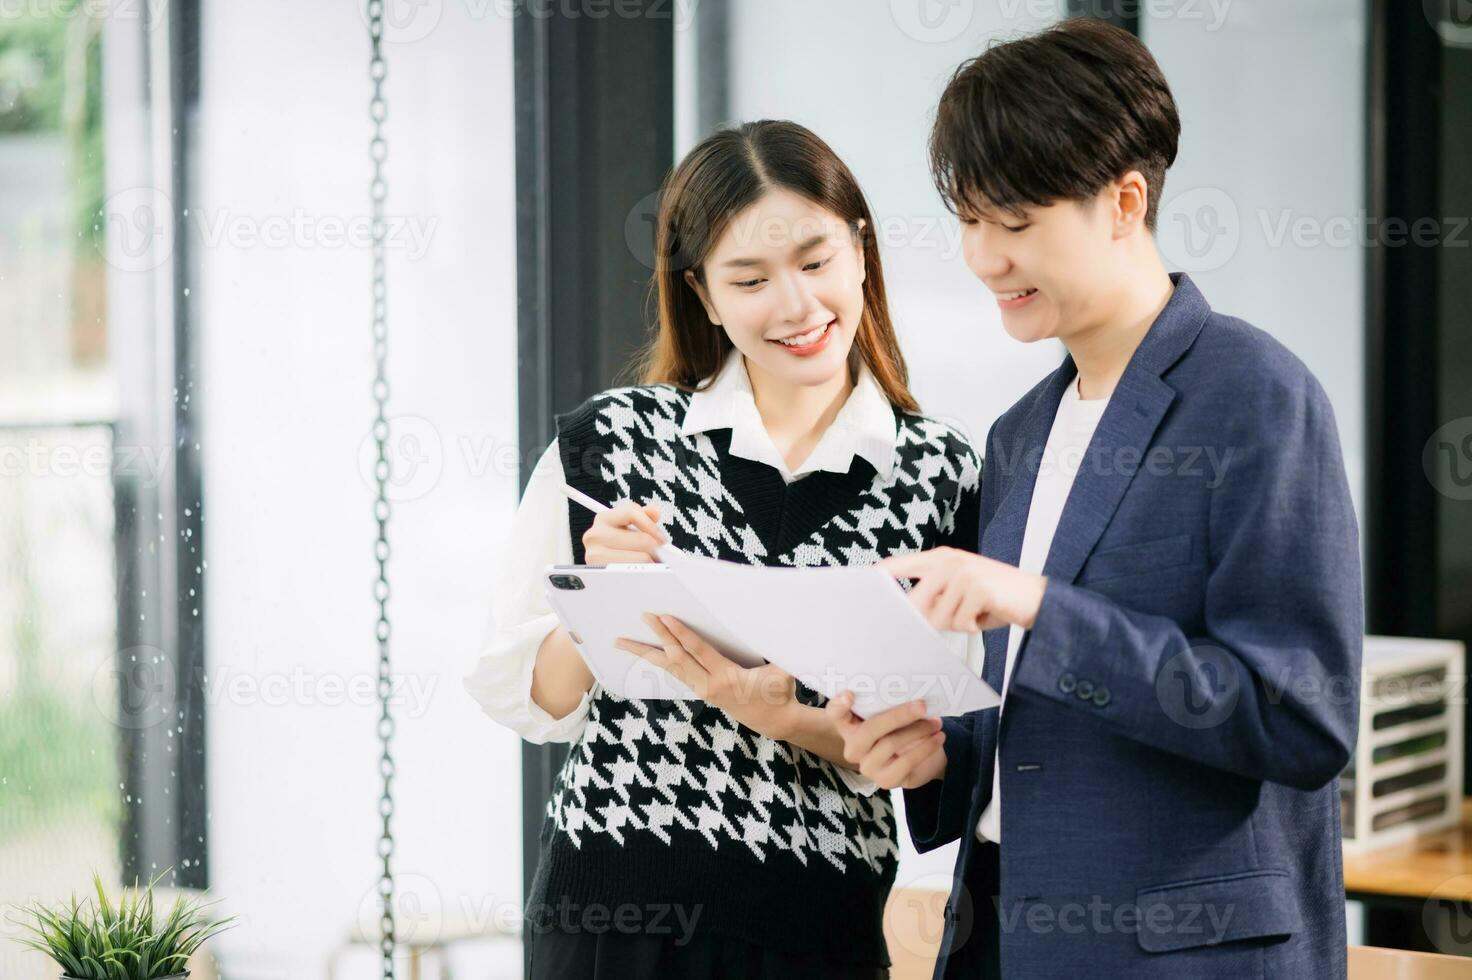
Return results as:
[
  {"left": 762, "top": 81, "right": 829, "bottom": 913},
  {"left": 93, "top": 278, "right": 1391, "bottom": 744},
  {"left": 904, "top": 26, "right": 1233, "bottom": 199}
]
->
[{"left": 543, "top": 564, "right": 765, "bottom": 701}]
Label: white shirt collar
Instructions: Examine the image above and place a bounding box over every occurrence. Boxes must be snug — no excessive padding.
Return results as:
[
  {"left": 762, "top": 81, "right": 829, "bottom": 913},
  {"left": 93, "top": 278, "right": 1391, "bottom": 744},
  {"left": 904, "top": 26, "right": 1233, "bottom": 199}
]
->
[{"left": 680, "top": 347, "right": 897, "bottom": 483}]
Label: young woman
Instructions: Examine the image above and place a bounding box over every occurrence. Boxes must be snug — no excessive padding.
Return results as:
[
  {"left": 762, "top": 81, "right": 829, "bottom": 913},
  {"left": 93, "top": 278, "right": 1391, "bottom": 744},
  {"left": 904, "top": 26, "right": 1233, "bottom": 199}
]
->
[{"left": 464, "top": 120, "right": 982, "bottom": 979}]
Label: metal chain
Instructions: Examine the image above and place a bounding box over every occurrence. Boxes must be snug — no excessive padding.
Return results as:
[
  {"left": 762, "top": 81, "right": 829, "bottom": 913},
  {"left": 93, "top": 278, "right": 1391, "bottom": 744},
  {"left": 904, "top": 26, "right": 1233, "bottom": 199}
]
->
[{"left": 365, "top": 1, "right": 397, "bottom": 977}]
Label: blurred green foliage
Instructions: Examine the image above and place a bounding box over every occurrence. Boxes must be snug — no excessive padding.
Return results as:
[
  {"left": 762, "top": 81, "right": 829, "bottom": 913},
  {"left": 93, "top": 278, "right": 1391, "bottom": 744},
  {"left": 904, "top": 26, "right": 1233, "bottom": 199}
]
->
[{"left": 0, "top": 1, "right": 106, "bottom": 244}]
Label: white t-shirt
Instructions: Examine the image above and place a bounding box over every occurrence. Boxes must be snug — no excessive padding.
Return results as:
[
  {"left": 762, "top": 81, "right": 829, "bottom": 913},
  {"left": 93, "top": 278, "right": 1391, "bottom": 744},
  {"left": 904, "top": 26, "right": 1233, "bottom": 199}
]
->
[{"left": 977, "top": 370, "right": 1110, "bottom": 843}]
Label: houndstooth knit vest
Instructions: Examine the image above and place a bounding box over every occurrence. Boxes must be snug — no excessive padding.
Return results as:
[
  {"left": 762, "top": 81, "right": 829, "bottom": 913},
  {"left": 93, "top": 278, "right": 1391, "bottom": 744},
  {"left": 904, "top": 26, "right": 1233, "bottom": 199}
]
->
[{"left": 525, "top": 383, "right": 982, "bottom": 968}]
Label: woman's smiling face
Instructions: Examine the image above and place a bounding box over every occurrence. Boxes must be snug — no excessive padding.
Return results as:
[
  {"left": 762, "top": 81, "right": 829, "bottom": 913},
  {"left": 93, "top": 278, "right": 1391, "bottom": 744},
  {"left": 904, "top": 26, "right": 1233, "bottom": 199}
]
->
[{"left": 685, "top": 188, "right": 866, "bottom": 391}]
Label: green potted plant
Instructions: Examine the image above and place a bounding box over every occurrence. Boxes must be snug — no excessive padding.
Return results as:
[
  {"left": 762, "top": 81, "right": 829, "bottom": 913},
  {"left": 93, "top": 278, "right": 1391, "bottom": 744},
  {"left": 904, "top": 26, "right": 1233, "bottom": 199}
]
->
[{"left": 15, "top": 869, "right": 236, "bottom": 980}]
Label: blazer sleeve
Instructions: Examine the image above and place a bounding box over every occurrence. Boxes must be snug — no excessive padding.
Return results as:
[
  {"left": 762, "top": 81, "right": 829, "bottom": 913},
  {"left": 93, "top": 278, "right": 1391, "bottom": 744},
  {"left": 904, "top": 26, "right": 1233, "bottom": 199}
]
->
[
  {"left": 903, "top": 713, "right": 982, "bottom": 852},
  {"left": 1007, "top": 370, "right": 1363, "bottom": 791}
]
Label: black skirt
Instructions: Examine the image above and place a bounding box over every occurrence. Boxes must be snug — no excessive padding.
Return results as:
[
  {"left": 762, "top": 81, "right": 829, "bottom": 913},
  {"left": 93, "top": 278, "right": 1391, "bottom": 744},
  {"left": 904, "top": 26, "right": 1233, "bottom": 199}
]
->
[{"left": 527, "top": 925, "right": 890, "bottom": 980}]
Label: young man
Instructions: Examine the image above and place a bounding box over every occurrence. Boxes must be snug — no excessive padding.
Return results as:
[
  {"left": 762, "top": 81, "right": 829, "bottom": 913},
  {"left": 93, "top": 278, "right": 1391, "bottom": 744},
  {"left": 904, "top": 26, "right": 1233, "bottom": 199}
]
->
[{"left": 828, "top": 19, "right": 1362, "bottom": 980}]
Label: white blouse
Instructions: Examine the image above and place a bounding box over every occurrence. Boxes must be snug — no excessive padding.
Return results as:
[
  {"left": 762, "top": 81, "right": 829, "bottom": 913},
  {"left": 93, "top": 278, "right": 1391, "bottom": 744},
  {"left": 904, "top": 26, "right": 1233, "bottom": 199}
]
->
[{"left": 462, "top": 350, "right": 981, "bottom": 795}]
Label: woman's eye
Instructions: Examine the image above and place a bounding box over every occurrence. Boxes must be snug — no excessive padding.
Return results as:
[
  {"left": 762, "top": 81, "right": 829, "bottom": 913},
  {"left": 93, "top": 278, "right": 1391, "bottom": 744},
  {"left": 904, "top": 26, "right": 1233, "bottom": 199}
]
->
[
  {"left": 733, "top": 278, "right": 764, "bottom": 289},
  {"left": 802, "top": 256, "right": 834, "bottom": 272},
  {"left": 1003, "top": 224, "right": 1030, "bottom": 234}
]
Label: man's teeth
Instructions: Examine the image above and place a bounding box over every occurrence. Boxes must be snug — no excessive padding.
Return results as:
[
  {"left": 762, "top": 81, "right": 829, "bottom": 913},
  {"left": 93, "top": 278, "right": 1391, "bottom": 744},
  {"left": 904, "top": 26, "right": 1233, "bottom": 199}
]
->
[
  {"left": 775, "top": 322, "right": 829, "bottom": 346},
  {"left": 999, "top": 288, "right": 1038, "bottom": 301}
]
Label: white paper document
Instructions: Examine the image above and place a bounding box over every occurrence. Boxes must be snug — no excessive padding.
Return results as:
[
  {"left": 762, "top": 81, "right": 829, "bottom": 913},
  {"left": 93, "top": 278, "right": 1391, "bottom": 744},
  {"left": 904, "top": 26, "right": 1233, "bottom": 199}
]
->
[{"left": 602, "top": 547, "right": 1001, "bottom": 719}]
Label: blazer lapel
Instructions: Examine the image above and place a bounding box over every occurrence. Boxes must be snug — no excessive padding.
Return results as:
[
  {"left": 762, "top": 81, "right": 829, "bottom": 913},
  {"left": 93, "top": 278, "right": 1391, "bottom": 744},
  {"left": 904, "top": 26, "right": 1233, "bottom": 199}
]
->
[
  {"left": 1040, "top": 371, "right": 1176, "bottom": 585},
  {"left": 980, "top": 366, "right": 1075, "bottom": 567},
  {"left": 1041, "top": 273, "right": 1213, "bottom": 586},
  {"left": 976, "top": 273, "right": 1213, "bottom": 693},
  {"left": 977, "top": 365, "right": 1074, "bottom": 694}
]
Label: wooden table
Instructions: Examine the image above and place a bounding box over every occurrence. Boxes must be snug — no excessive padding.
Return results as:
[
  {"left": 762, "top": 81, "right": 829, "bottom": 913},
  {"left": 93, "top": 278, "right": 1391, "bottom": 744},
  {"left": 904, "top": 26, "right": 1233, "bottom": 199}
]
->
[
  {"left": 1343, "top": 799, "right": 1472, "bottom": 952},
  {"left": 1344, "top": 800, "right": 1472, "bottom": 902}
]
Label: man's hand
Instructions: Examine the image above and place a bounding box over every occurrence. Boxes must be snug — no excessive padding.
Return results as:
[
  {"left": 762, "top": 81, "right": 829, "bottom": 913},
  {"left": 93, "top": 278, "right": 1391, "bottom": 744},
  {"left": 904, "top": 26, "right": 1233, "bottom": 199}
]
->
[
  {"left": 825, "top": 692, "right": 947, "bottom": 790},
  {"left": 880, "top": 547, "right": 1047, "bottom": 633}
]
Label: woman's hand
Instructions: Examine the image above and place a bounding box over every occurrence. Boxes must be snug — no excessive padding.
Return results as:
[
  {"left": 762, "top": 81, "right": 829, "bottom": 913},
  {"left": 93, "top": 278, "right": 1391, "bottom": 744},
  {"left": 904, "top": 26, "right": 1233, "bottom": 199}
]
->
[
  {"left": 615, "top": 614, "right": 800, "bottom": 737},
  {"left": 825, "top": 692, "right": 947, "bottom": 790},
  {"left": 879, "top": 547, "right": 1048, "bottom": 633},
  {"left": 582, "top": 501, "right": 667, "bottom": 565}
]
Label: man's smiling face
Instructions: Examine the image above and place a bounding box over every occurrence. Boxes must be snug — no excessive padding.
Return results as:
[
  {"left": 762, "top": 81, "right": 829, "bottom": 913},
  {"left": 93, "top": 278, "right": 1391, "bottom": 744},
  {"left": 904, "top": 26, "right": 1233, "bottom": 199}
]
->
[{"left": 958, "top": 189, "right": 1124, "bottom": 346}]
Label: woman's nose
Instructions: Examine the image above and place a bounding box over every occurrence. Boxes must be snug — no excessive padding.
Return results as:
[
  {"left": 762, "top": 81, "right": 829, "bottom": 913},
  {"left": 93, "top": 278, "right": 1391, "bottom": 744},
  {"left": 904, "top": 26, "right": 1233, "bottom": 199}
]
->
[{"left": 774, "top": 271, "right": 819, "bottom": 323}]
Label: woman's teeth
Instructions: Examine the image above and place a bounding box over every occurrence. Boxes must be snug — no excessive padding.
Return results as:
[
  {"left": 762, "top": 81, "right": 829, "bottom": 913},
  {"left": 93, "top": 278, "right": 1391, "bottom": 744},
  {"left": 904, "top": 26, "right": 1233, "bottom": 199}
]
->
[
  {"left": 999, "top": 288, "right": 1038, "bottom": 301},
  {"left": 775, "top": 322, "right": 830, "bottom": 346}
]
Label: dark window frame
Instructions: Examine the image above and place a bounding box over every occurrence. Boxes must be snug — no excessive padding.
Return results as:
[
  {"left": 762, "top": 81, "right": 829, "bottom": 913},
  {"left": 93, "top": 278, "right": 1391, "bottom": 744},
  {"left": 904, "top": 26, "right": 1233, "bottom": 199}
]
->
[
  {"left": 115, "top": 0, "right": 209, "bottom": 892},
  {"left": 513, "top": 5, "right": 675, "bottom": 973}
]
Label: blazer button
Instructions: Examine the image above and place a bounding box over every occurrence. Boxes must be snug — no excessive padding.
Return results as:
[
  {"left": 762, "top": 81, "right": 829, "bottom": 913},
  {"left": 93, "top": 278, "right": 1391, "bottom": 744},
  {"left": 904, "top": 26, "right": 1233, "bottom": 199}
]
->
[
  {"left": 1076, "top": 679, "right": 1095, "bottom": 699},
  {"left": 1093, "top": 686, "right": 1111, "bottom": 707},
  {"left": 1058, "top": 672, "right": 1077, "bottom": 694}
]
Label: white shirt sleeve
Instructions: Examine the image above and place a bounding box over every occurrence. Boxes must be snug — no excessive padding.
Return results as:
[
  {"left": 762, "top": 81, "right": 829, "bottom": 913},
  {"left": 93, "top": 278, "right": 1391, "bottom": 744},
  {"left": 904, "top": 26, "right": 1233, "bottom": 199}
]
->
[
  {"left": 462, "top": 440, "right": 593, "bottom": 744},
  {"left": 834, "top": 760, "right": 880, "bottom": 797}
]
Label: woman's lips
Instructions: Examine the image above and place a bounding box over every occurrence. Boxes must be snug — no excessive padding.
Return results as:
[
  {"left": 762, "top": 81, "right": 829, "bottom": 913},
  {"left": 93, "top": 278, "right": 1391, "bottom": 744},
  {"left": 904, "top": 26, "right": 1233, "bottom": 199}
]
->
[{"left": 769, "top": 318, "right": 836, "bottom": 356}]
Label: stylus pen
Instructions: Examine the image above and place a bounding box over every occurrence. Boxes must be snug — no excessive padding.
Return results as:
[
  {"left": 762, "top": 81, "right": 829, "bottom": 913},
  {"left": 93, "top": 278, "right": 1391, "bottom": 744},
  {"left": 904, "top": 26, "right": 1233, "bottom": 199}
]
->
[
  {"left": 561, "top": 483, "right": 612, "bottom": 516},
  {"left": 560, "top": 484, "right": 681, "bottom": 561}
]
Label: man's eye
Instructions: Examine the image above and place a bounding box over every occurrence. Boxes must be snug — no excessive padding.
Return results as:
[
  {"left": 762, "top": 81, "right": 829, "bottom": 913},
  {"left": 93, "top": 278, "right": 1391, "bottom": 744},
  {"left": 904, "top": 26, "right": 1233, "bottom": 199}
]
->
[
  {"left": 959, "top": 217, "right": 979, "bottom": 226},
  {"left": 1003, "top": 224, "right": 1030, "bottom": 234}
]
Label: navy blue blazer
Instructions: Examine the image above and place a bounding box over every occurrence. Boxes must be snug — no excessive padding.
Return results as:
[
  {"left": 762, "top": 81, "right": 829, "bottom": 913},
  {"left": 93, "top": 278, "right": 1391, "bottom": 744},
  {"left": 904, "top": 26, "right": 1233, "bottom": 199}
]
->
[{"left": 905, "top": 273, "right": 1363, "bottom": 979}]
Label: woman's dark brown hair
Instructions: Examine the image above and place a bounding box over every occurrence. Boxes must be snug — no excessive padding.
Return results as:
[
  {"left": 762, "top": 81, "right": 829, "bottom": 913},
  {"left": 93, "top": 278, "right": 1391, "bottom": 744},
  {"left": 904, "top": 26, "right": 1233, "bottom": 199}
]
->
[{"left": 632, "top": 120, "right": 919, "bottom": 413}]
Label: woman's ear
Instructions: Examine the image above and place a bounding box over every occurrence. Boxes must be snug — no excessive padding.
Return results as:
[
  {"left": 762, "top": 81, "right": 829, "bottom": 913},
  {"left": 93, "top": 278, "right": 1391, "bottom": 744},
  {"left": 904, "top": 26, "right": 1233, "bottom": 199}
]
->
[
  {"left": 683, "top": 269, "right": 721, "bottom": 326},
  {"left": 853, "top": 218, "right": 867, "bottom": 285}
]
